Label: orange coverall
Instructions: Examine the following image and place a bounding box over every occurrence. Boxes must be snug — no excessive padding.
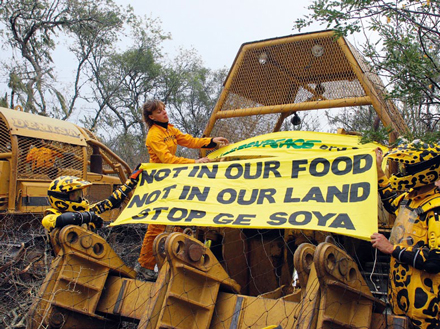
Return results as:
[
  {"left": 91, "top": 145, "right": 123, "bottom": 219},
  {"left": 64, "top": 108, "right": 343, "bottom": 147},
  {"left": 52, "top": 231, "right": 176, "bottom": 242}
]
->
[
  {"left": 26, "top": 147, "right": 63, "bottom": 171},
  {"left": 138, "top": 123, "right": 214, "bottom": 270}
]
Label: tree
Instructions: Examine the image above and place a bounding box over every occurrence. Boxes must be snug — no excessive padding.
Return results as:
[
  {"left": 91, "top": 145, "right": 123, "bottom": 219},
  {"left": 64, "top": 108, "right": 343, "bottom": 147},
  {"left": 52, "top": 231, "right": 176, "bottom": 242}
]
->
[
  {"left": 0, "top": 1, "right": 229, "bottom": 167},
  {"left": 77, "top": 15, "right": 171, "bottom": 166},
  {"left": 0, "top": 93, "right": 8, "bottom": 108},
  {"left": 0, "top": 0, "right": 126, "bottom": 118},
  {"left": 294, "top": 0, "right": 440, "bottom": 137},
  {"left": 164, "top": 49, "right": 226, "bottom": 136}
]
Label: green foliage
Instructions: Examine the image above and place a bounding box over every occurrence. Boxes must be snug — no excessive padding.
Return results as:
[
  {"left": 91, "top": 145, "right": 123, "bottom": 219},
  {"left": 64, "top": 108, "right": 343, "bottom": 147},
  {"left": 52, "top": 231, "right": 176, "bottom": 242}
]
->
[
  {"left": 326, "top": 106, "right": 377, "bottom": 133},
  {"left": 420, "top": 131, "right": 440, "bottom": 144},
  {"left": 101, "top": 132, "right": 147, "bottom": 168},
  {"left": 359, "top": 126, "right": 394, "bottom": 146},
  {"left": 164, "top": 49, "right": 227, "bottom": 138},
  {"left": 78, "top": 15, "right": 171, "bottom": 148},
  {"left": 295, "top": 0, "right": 440, "bottom": 138},
  {"left": 325, "top": 105, "right": 392, "bottom": 144},
  {"left": 0, "top": 94, "right": 8, "bottom": 108},
  {"left": 0, "top": 0, "right": 226, "bottom": 165}
]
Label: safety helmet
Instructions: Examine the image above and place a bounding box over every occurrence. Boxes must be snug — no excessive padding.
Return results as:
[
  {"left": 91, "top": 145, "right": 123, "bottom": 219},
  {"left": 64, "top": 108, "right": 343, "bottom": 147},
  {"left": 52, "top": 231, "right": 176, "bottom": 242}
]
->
[
  {"left": 47, "top": 176, "right": 92, "bottom": 212},
  {"left": 386, "top": 141, "right": 440, "bottom": 191}
]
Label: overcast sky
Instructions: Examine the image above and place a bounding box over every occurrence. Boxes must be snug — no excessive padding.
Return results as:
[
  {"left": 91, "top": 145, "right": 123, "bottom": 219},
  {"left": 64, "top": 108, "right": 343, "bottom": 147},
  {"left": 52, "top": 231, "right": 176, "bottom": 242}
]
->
[{"left": 116, "top": 0, "right": 320, "bottom": 70}]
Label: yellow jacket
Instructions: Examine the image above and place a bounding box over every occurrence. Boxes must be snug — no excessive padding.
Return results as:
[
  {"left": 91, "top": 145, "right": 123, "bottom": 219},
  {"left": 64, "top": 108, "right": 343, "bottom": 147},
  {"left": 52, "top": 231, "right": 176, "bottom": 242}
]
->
[{"left": 146, "top": 123, "right": 213, "bottom": 164}]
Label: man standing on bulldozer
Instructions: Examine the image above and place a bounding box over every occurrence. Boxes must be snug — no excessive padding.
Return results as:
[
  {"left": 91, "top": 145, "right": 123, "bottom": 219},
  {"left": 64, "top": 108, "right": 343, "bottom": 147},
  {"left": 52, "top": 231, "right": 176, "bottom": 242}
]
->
[{"left": 371, "top": 141, "right": 440, "bottom": 329}]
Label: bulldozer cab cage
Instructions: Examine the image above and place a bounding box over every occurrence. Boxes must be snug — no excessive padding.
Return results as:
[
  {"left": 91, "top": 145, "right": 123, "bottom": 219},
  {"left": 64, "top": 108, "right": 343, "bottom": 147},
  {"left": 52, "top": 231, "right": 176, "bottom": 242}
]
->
[
  {"left": 203, "top": 30, "right": 407, "bottom": 145},
  {"left": 0, "top": 106, "right": 132, "bottom": 215}
]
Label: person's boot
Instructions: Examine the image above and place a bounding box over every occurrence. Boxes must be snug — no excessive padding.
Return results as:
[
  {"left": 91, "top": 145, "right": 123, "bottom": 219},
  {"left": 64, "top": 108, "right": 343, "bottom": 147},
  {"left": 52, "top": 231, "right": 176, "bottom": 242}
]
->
[
  {"left": 134, "top": 262, "right": 158, "bottom": 281},
  {"left": 142, "top": 268, "right": 158, "bottom": 281}
]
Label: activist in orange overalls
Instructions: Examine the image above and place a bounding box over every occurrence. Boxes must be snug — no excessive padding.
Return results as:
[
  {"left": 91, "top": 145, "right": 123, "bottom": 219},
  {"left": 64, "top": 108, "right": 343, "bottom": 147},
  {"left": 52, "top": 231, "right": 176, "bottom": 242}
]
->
[
  {"left": 371, "top": 142, "right": 440, "bottom": 329},
  {"left": 137, "top": 99, "right": 228, "bottom": 281},
  {"left": 26, "top": 145, "right": 63, "bottom": 179}
]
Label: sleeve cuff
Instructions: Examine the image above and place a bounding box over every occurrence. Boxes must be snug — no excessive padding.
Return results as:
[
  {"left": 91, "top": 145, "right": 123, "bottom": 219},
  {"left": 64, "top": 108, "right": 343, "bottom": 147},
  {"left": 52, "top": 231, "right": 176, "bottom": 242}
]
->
[
  {"left": 392, "top": 245, "right": 404, "bottom": 260},
  {"left": 202, "top": 138, "right": 217, "bottom": 149}
]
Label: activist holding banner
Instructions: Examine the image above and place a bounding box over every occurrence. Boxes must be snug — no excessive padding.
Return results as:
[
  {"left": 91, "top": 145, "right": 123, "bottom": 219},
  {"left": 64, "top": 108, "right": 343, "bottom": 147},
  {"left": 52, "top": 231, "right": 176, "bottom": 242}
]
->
[
  {"left": 137, "top": 99, "right": 229, "bottom": 281},
  {"left": 113, "top": 134, "right": 380, "bottom": 240},
  {"left": 42, "top": 167, "right": 142, "bottom": 254},
  {"left": 371, "top": 141, "right": 440, "bottom": 329}
]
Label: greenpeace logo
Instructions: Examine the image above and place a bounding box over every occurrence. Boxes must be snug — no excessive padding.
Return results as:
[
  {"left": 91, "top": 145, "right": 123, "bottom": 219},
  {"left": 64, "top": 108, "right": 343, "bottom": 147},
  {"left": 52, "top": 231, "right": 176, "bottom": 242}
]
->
[
  {"left": 222, "top": 138, "right": 321, "bottom": 156},
  {"left": 221, "top": 138, "right": 360, "bottom": 157}
]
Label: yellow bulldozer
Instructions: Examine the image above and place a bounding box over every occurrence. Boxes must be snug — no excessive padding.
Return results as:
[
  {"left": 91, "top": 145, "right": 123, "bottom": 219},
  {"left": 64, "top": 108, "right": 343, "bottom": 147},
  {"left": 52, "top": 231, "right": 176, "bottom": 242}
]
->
[
  {"left": 21, "top": 30, "right": 413, "bottom": 328},
  {"left": 0, "top": 105, "right": 132, "bottom": 221}
]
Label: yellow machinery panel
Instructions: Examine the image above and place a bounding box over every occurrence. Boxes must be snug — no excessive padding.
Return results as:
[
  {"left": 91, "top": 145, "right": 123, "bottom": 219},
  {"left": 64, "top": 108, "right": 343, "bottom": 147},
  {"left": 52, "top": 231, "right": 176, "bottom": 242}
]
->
[
  {"left": 17, "top": 181, "right": 50, "bottom": 213},
  {"left": 87, "top": 175, "right": 126, "bottom": 221},
  {"left": 0, "top": 160, "right": 10, "bottom": 210},
  {"left": 0, "top": 107, "right": 86, "bottom": 146}
]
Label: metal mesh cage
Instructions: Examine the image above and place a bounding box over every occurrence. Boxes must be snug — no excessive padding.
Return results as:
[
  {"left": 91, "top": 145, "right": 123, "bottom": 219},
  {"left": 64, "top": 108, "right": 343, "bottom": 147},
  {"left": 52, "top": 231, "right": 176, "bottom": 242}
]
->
[
  {"left": 205, "top": 31, "right": 407, "bottom": 141},
  {"left": 211, "top": 114, "right": 281, "bottom": 144},
  {"left": 17, "top": 136, "right": 84, "bottom": 180},
  {"left": 223, "top": 36, "right": 365, "bottom": 110},
  {"left": 346, "top": 40, "right": 408, "bottom": 134},
  {"left": 0, "top": 117, "right": 11, "bottom": 153}
]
